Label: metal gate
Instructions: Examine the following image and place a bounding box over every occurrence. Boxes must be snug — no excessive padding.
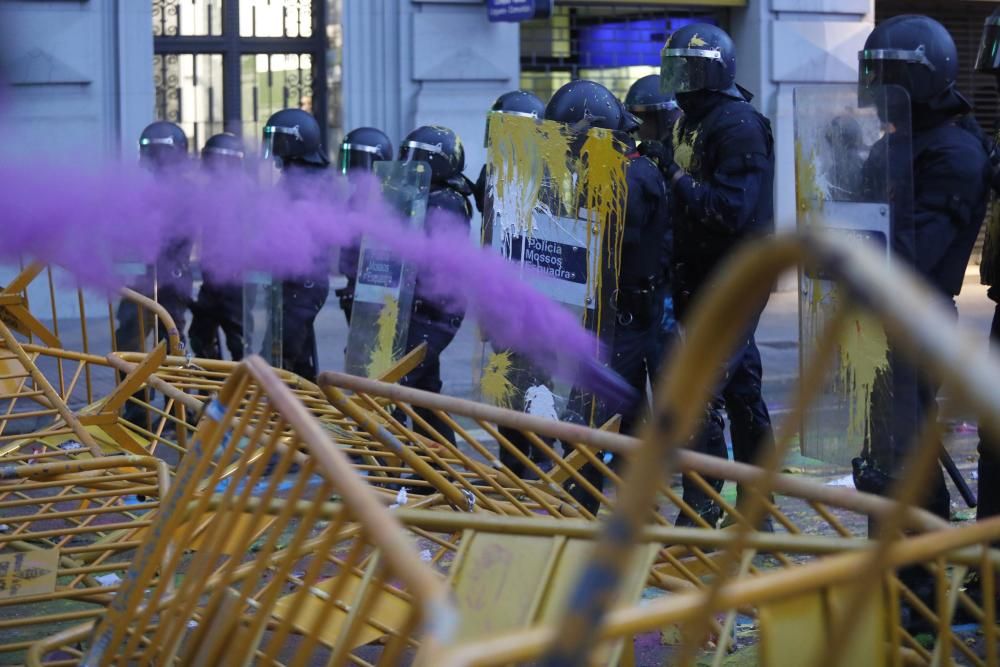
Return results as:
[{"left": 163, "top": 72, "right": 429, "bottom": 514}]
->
[
  {"left": 152, "top": 0, "right": 339, "bottom": 154},
  {"left": 519, "top": 4, "right": 728, "bottom": 102}
]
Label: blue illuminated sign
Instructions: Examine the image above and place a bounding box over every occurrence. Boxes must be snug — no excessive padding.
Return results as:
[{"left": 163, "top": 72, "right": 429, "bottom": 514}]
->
[
  {"left": 578, "top": 17, "right": 713, "bottom": 68},
  {"left": 487, "top": 0, "right": 553, "bottom": 23}
]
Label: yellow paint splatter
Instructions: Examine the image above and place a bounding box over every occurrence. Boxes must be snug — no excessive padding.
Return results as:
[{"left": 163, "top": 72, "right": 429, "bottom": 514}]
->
[
  {"left": 486, "top": 113, "right": 574, "bottom": 237},
  {"left": 486, "top": 114, "right": 629, "bottom": 339},
  {"left": 794, "top": 139, "right": 825, "bottom": 223},
  {"left": 481, "top": 350, "right": 517, "bottom": 409},
  {"left": 688, "top": 34, "right": 708, "bottom": 48},
  {"left": 837, "top": 314, "right": 889, "bottom": 444},
  {"left": 672, "top": 122, "right": 699, "bottom": 172},
  {"left": 365, "top": 294, "right": 400, "bottom": 378}
]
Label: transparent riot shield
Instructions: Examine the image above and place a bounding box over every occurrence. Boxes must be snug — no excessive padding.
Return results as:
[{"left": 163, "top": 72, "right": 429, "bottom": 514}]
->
[
  {"left": 343, "top": 161, "right": 430, "bottom": 378},
  {"left": 243, "top": 272, "right": 282, "bottom": 366},
  {"left": 112, "top": 240, "right": 193, "bottom": 358},
  {"left": 794, "top": 84, "right": 914, "bottom": 465},
  {"left": 477, "top": 112, "right": 626, "bottom": 426}
]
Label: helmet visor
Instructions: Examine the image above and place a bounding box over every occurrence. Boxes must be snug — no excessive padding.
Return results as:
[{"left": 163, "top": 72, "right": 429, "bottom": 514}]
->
[
  {"left": 262, "top": 124, "right": 303, "bottom": 162},
  {"left": 858, "top": 46, "right": 936, "bottom": 93},
  {"left": 339, "top": 143, "right": 381, "bottom": 174},
  {"left": 661, "top": 48, "right": 723, "bottom": 94},
  {"left": 858, "top": 52, "right": 924, "bottom": 106},
  {"left": 139, "top": 137, "right": 185, "bottom": 169},
  {"left": 401, "top": 140, "right": 444, "bottom": 166},
  {"left": 976, "top": 17, "right": 1000, "bottom": 73},
  {"left": 202, "top": 145, "right": 244, "bottom": 172}
]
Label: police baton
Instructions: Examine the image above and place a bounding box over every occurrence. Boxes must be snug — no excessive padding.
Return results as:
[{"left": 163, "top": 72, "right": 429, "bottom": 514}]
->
[{"left": 940, "top": 446, "right": 977, "bottom": 509}]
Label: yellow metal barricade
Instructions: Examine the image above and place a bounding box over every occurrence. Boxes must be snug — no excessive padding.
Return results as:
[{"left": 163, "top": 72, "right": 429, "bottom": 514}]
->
[
  {"left": 0, "top": 456, "right": 169, "bottom": 662},
  {"left": 26, "top": 356, "right": 453, "bottom": 666},
  {"left": 445, "top": 230, "right": 1000, "bottom": 666}
]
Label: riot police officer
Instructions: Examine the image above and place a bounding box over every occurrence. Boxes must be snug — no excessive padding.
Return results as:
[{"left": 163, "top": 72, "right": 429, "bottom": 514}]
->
[
  {"left": 854, "top": 15, "right": 991, "bottom": 520},
  {"left": 474, "top": 90, "right": 547, "bottom": 214},
  {"left": 975, "top": 7, "right": 1000, "bottom": 534},
  {"left": 334, "top": 127, "right": 395, "bottom": 324},
  {"left": 625, "top": 73, "right": 681, "bottom": 144},
  {"left": 262, "top": 108, "right": 333, "bottom": 381},
  {"left": 645, "top": 23, "right": 776, "bottom": 527},
  {"left": 625, "top": 74, "right": 681, "bottom": 376},
  {"left": 398, "top": 125, "right": 474, "bottom": 444},
  {"left": 188, "top": 132, "right": 247, "bottom": 361},
  {"left": 117, "top": 121, "right": 195, "bottom": 427},
  {"left": 856, "top": 14, "right": 992, "bottom": 630},
  {"left": 546, "top": 79, "right": 671, "bottom": 513},
  {"left": 117, "top": 121, "right": 194, "bottom": 355}
]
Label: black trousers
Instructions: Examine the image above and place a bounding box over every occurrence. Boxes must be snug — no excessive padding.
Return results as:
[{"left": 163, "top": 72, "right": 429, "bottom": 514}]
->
[
  {"left": 398, "top": 314, "right": 462, "bottom": 444},
  {"left": 978, "top": 301, "right": 1000, "bottom": 524},
  {"left": 188, "top": 281, "right": 245, "bottom": 361}
]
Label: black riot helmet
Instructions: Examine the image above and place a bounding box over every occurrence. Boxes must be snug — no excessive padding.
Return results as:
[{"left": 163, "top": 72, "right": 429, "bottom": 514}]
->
[
  {"left": 339, "top": 127, "right": 393, "bottom": 174},
  {"left": 485, "top": 90, "right": 546, "bottom": 146},
  {"left": 262, "top": 108, "right": 329, "bottom": 168},
  {"left": 139, "top": 121, "right": 188, "bottom": 170},
  {"left": 976, "top": 9, "right": 1000, "bottom": 76},
  {"left": 660, "top": 23, "right": 740, "bottom": 98},
  {"left": 544, "top": 80, "right": 641, "bottom": 134},
  {"left": 625, "top": 74, "right": 681, "bottom": 139},
  {"left": 491, "top": 90, "right": 546, "bottom": 118},
  {"left": 201, "top": 132, "right": 245, "bottom": 171},
  {"left": 859, "top": 15, "right": 959, "bottom": 106},
  {"left": 399, "top": 125, "right": 465, "bottom": 185}
]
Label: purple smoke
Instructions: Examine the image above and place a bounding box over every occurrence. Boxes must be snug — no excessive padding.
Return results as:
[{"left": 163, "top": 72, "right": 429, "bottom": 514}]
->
[{"left": 0, "top": 161, "right": 612, "bottom": 390}]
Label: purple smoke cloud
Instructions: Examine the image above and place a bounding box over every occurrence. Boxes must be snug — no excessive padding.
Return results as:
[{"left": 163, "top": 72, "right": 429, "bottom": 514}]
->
[{"left": 0, "top": 160, "right": 623, "bottom": 398}]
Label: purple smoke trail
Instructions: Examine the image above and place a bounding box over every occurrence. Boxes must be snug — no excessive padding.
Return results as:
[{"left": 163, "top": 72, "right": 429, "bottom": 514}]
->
[{"left": 0, "top": 161, "right": 633, "bottom": 403}]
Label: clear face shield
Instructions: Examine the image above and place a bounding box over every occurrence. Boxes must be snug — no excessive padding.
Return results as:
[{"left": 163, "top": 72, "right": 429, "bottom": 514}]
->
[
  {"left": 339, "top": 142, "right": 381, "bottom": 174},
  {"left": 260, "top": 124, "right": 303, "bottom": 187},
  {"left": 660, "top": 47, "right": 723, "bottom": 94},
  {"left": 858, "top": 45, "right": 935, "bottom": 107},
  {"left": 630, "top": 101, "right": 681, "bottom": 141},
  {"left": 976, "top": 15, "right": 1000, "bottom": 74},
  {"left": 401, "top": 139, "right": 445, "bottom": 167},
  {"left": 139, "top": 136, "right": 187, "bottom": 172},
  {"left": 202, "top": 146, "right": 245, "bottom": 174}
]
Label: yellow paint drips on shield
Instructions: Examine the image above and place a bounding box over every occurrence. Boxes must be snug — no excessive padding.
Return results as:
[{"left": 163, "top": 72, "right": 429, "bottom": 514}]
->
[
  {"left": 796, "top": 138, "right": 889, "bottom": 445},
  {"left": 838, "top": 314, "right": 889, "bottom": 443},
  {"left": 486, "top": 113, "right": 574, "bottom": 238},
  {"left": 481, "top": 350, "right": 517, "bottom": 409},
  {"left": 365, "top": 294, "right": 400, "bottom": 378},
  {"left": 483, "top": 113, "right": 629, "bottom": 425},
  {"left": 580, "top": 127, "right": 629, "bottom": 321}
]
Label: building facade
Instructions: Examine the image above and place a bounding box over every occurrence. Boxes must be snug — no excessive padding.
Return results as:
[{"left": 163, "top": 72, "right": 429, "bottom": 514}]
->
[{"left": 2, "top": 0, "right": 997, "bottom": 244}]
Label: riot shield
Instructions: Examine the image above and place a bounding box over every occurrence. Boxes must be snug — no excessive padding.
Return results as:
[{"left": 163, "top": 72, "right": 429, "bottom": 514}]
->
[
  {"left": 794, "top": 84, "right": 914, "bottom": 465},
  {"left": 242, "top": 272, "right": 282, "bottom": 366},
  {"left": 477, "top": 112, "right": 627, "bottom": 426},
  {"left": 343, "top": 161, "right": 429, "bottom": 378}
]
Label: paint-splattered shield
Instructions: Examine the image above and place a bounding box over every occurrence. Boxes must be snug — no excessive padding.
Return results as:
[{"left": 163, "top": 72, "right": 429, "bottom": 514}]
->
[
  {"left": 476, "top": 112, "right": 627, "bottom": 426},
  {"left": 794, "top": 84, "right": 914, "bottom": 466},
  {"left": 343, "top": 161, "right": 430, "bottom": 378}
]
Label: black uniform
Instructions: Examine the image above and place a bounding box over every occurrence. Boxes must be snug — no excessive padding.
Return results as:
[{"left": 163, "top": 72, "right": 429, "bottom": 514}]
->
[
  {"left": 188, "top": 280, "right": 244, "bottom": 361},
  {"left": 115, "top": 239, "right": 193, "bottom": 353},
  {"left": 399, "top": 186, "right": 472, "bottom": 444},
  {"left": 977, "top": 9, "right": 1000, "bottom": 528},
  {"left": 670, "top": 91, "right": 776, "bottom": 519},
  {"left": 611, "top": 149, "right": 672, "bottom": 434},
  {"left": 859, "top": 112, "right": 991, "bottom": 520}
]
